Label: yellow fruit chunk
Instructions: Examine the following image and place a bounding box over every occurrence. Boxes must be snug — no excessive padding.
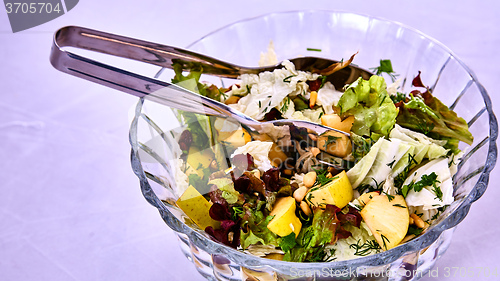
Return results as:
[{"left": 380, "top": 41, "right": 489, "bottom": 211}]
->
[
  {"left": 357, "top": 191, "right": 380, "bottom": 206},
  {"left": 305, "top": 170, "right": 353, "bottom": 209},
  {"left": 321, "top": 114, "right": 354, "bottom": 133},
  {"left": 176, "top": 185, "right": 220, "bottom": 230},
  {"left": 360, "top": 194, "right": 410, "bottom": 250},
  {"left": 214, "top": 118, "right": 251, "bottom": 147},
  {"left": 267, "top": 197, "right": 302, "bottom": 237},
  {"left": 317, "top": 131, "right": 352, "bottom": 158},
  {"left": 220, "top": 128, "right": 251, "bottom": 147},
  {"left": 186, "top": 146, "right": 215, "bottom": 178}
]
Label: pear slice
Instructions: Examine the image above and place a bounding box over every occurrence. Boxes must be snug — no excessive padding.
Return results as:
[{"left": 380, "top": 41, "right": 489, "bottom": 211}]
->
[
  {"left": 267, "top": 197, "right": 302, "bottom": 237},
  {"left": 360, "top": 194, "right": 409, "bottom": 250},
  {"left": 305, "top": 170, "right": 353, "bottom": 209},
  {"left": 176, "top": 185, "right": 220, "bottom": 230},
  {"left": 357, "top": 191, "right": 380, "bottom": 206}
]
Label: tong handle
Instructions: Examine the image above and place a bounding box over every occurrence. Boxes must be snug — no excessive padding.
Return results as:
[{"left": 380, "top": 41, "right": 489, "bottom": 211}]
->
[{"left": 49, "top": 26, "right": 234, "bottom": 118}]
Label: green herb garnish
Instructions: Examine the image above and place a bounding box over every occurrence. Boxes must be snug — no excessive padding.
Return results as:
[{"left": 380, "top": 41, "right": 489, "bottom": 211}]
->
[
  {"left": 280, "top": 96, "right": 291, "bottom": 112},
  {"left": 402, "top": 172, "right": 440, "bottom": 198},
  {"left": 432, "top": 184, "right": 443, "bottom": 201},
  {"left": 350, "top": 239, "right": 381, "bottom": 256},
  {"left": 380, "top": 234, "right": 391, "bottom": 250},
  {"left": 370, "top": 59, "right": 399, "bottom": 82},
  {"left": 394, "top": 153, "right": 417, "bottom": 190},
  {"left": 392, "top": 203, "right": 406, "bottom": 208},
  {"left": 323, "top": 135, "right": 340, "bottom": 149},
  {"left": 313, "top": 169, "right": 339, "bottom": 186},
  {"left": 283, "top": 75, "right": 297, "bottom": 83},
  {"left": 307, "top": 48, "right": 322, "bottom": 52},
  {"left": 390, "top": 92, "right": 407, "bottom": 104},
  {"left": 279, "top": 232, "right": 297, "bottom": 252},
  {"left": 407, "top": 225, "right": 423, "bottom": 236},
  {"left": 383, "top": 191, "right": 394, "bottom": 202},
  {"left": 416, "top": 120, "right": 435, "bottom": 135},
  {"left": 320, "top": 75, "right": 328, "bottom": 88}
]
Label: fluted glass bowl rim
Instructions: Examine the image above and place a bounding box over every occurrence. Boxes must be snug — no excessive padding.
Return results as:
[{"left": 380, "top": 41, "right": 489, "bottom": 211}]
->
[{"left": 129, "top": 10, "right": 498, "bottom": 271}]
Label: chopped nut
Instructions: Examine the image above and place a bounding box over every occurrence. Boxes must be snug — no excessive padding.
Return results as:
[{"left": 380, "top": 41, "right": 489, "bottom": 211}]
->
[
  {"left": 300, "top": 201, "right": 312, "bottom": 216},
  {"left": 310, "top": 147, "right": 320, "bottom": 157},
  {"left": 410, "top": 214, "right": 426, "bottom": 229},
  {"left": 309, "top": 91, "right": 318, "bottom": 108},
  {"left": 228, "top": 232, "right": 234, "bottom": 243},
  {"left": 293, "top": 186, "right": 308, "bottom": 202},
  {"left": 303, "top": 171, "right": 317, "bottom": 188},
  {"left": 308, "top": 133, "right": 318, "bottom": 141},
  {"left": 224, "top": 95, "right": 240, "bottom": 105}
]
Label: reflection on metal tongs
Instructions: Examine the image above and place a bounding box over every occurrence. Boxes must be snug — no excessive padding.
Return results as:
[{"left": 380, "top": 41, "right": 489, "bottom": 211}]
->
[{"left": 50, "top": 26, "right": 372, "bottom": 170}]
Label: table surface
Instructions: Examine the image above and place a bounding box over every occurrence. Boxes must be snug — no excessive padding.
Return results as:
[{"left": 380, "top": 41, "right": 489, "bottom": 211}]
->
[{"left": 1, "top": 1, "right": 499, "bottom": 280}]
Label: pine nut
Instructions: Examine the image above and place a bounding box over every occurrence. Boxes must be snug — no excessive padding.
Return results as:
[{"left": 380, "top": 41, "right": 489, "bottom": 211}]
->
[
  {"left": 308, "top": 133, "right": 318, "bottom": 141},
  {"left": 293, "top": 186, "right": 308, "bottom": 202},
  {"left": 309, "top": 91, "right": 318, "bottom": 108},
  {"left": 300, "top": 201, "right": 312, "bottom": 216},
  {"left": 303, "top": 171, "right": 317, "bottom": 188},
  {"left": 410, "top": 214, "right": 426, "bottom": 229},
  {"left": 310, "top": 147, "right": 320, "bottom": 157}
]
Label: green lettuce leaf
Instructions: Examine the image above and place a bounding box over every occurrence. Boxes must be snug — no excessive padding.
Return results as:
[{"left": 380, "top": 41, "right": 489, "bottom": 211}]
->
[
  {"left": 283, "top": 206, "right": 338, "bottom": 262},
  {"left": 208, "top": 178, "right": 240, "bottom": 204},
  {"left": 396, "top": 93, "right": 473, "bottom": 149},
  {"left": 171, "top": 62, "right": 226, "bottom": 101},
  {"left": 338, "top": 76, "right": 398, "bottom": 138},
  {"left": 239, "top": 208, "right": 279, "bottom": 250},
  {"left": 171, "top": 62, "right": 227, "bottom": 148}
]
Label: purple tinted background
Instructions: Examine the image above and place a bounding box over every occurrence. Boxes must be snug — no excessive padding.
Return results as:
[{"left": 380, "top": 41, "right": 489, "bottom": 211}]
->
[{"left": 0, "top": 1, "right": 498, "bottom": 280}]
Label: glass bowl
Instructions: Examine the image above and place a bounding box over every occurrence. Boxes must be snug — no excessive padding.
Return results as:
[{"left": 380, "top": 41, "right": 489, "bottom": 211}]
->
[{"left": 129, "top": 10, "right": 498, "bottom": 281}]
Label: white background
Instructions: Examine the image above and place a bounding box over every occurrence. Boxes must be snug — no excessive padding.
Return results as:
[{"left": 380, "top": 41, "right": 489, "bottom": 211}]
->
[{"left": 1, "top": 0, "right": 499, "bottom": 280}]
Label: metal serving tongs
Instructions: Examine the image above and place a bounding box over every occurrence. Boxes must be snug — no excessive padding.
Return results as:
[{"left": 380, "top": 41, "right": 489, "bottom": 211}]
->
[{"left": 50, "top": 26, "right": 372, "bottom": 169}]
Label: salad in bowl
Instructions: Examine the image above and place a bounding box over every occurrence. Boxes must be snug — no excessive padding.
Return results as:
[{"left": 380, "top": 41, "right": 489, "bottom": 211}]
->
[
  {"left": 167, "top": 50, "right": 472, "bottom": 262},
  {"left": 130, "top": 11, "right": 496, "bottom": 281}
]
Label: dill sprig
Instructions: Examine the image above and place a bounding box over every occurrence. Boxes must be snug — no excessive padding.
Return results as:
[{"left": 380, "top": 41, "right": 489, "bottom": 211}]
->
[
  {"left": 350, "top": 239, "right": 381, "bottom": 256},
  {"left": 370, "top": 59, "right": 399, "bottom": 82},
  {"left": 322, "top": 135, "right": 340, "bottom": 149},
  {"left": 392, "top": 203, "right": 406, "bottom": 208},
  {"left": 306, "top": 47, "right": 322, "bottom": 52},
  {"left": 380, "top": 234, "right": 391, "bottom": 250},
  {"left": 416, "top": 120, "right": 435, "bottom": 135},
  {"left": 394, "top": 153, "right": 417, "bottom": 190},
  {"left": 283, "top": 75, "right": 297, "bottom": 83},
  {"left": 432, "top": 184, "right": 443, "bottom": 201},
  {"left": 280, "top": 97, "right": 291, "bottom": 112}
]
